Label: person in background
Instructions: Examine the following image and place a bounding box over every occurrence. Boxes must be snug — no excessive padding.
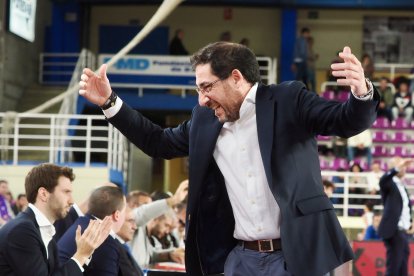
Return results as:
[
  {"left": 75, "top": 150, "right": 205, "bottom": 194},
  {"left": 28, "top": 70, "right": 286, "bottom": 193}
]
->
[
  {"left": 306, "top": 36, "right": 319, "bottom": 92},
  {"left": 116, "top": 207, "right": 144, "bottom": 276},
  {"left": 169, "top": 29, "right": 189, "bottom": 56},
  {"left": 219, "top": 31, "right": 232, "bottom": 42},
  {"left": 239, "top": 38, "right": 250, "bottom": 47},
  {"left": 378, "top": 157, "right": 413, "bottom": 276},
  {"left": 361, "top": 54, "right": 375, "bottom": 81},
  {"left": 392, "top": 81, "right": 413, "bottom": 124},
  {"left": 377, "top": 76, "right": 394, "bottom": 122},
  {"left": 363, "top": 211, "right": 382, "bottom": 240},
  {"left": 0, "top": 180, "right": 15, "bottom": 227},
  {"left": 347, "top": 129, "right": 373, "bottom": 168},
  {"left": 58, "top": 186, "right": 127, "bottom": 275},
  {"left": 292, "top": 27, "right": 311, "bottom": 85},
  {"left": 79, "top": 42, "right": 378, "bottom": 276},
  {"left": 127, "top": 190, "right": 152, "bottom": 208},
  {"left": 11, "top": 193, "right": 28, "bottom": 215},
  {"left": 323, "top": 179, "right": 335, "bottom": 198},
  {"left": 0, "top": 163, "right": 112, "bottom": 275}
]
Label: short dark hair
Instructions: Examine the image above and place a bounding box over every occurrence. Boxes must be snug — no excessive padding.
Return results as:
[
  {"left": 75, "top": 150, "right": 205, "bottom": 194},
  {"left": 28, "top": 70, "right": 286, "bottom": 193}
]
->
[
  {"left": 127, "top": 190, "right": 150, "bottom": 204},
  {"left": 190, "top": 42, "right": 261, "bottom": 84},
  {"left": 88, "top": 186, "right": 125, "bottom": 219},
  {"left": 25, "top": 163, "right": 75, "bottom": 204},
  {"left": 322, "top": 179, "right": 335, "bottom": 190},
  {"left": 17, "top": 194, "right": 26, "bottom": 200}
]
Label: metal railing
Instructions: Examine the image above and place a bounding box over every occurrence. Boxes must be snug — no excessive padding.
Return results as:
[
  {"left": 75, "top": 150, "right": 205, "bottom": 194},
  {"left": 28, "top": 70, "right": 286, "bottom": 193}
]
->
[
  {"left": 0, "top": 113, "right": 128, "bottom": 172},
  {"left": 320, "top": 81, "right": 396, "bottom": 94},
  {"left": 322, "top": 171, "right": 414, "bottom": 218},
  {"left": 375, "top": 63, "right": 413, "bottom": 81},
  {"left": 39, "top": 51, "right": 95, "bottom": 85}
]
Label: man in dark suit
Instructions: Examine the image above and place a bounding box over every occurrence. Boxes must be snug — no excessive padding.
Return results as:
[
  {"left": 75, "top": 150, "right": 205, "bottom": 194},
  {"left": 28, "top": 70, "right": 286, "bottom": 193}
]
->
[
  {"left": 79, "top": 42, "right": 379, "bottom": 275},
  {"left": 116, "top": 207, "right": 144, "bottom": 276},
  {"left": 378, "top": 157, "right": 413, "bottom": 276},
  {"left": 0, "top": 163, "right": 112, "bottom": 275},
  {"left": 58, "top": 186, "right": 126, "bottom": 275}
]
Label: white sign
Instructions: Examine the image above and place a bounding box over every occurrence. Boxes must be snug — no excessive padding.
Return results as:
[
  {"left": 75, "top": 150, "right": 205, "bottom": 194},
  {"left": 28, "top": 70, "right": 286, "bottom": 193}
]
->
[
  {"left": 99, "top": 54, "right": 194, "bottom": 76},
  {"left": 8, "top": 0, "right": 37, "bottom": 42}
]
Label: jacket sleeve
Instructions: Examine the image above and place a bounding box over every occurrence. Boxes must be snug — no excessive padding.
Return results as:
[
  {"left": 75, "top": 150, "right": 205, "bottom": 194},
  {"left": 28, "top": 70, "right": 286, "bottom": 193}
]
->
[
  {"left": 379, "top": 168, "right": 398, "bottom": 192},
  {"left": 285, "top": 81, "right": 380, "bottom": 137},
  {"left": 108, "top": 102, "right": 190, "bottom": 159}
]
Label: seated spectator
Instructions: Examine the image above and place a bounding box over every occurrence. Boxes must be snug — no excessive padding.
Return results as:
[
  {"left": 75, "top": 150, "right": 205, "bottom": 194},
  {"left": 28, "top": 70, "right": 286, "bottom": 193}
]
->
[
  {"left": 129, "top": 180, "right": 188, "bottom": 267},
  {"left": 127, "top": 190, "right": 152, "bottom": 208},
  {"left": 116, "top": 207, "right": 144, "bottom": 276},
  {"left": 347, "top": 129, "right": 373, "bottom": 167},
  {"left": 58, "top": 186, "right": 127, "bottom": 275},
  {"left": 323, "top": 179, "right": 335, "bottom": 198},
  {"left": 376, "top": 77, "right": 394, "bottom": 122},
  {"left": 361, "top": 53, "right": 375, "bottom": 81},
  {"left": 0, "top": 163, "right": 112, "bottom": 275},
  {"left": 0, "top": 180, "right": 15, "bottom": 227},
  {"left": 367, "top": 162, "right": 383, "bottom": 196},
  {"left": 54, "top": 182, "right": 118, "bottom": 242},
  {"left": 357, "top": 201, "right": 375, "bottom": 240},
  {"left": 348, "top": 163, "right": 368, "bottom": 216},
  {"left": 363, "top": 211, "right": 382, "bottom": 240},
  {"left": 11, "top": 193, "right": 28, "bottom": 215},
  {"left": 392, "top": 81, "right": 413, "bottom": 124}
]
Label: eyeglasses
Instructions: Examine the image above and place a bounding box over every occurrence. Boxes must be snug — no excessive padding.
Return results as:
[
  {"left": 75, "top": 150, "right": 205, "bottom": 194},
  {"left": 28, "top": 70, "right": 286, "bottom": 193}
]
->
[{"left": 195, "top": 79, "right": 221, "bottom": 95}]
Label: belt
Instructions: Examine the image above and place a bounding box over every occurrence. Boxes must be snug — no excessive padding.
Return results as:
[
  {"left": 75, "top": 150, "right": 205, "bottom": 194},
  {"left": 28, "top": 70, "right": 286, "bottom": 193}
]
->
[{"left": 238, "top": 239, "right": 281, "bottom": 252}]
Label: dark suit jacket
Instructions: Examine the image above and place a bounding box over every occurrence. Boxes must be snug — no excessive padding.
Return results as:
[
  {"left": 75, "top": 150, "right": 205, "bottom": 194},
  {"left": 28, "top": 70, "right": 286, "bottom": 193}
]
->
[
  {"left": 57, "top": 215, "right": 121, "bottom": 276},
  {"left": 108, "top": 81, "right": 379, "bottom": 276},
  {"left": 0, "top": 208, "right": 82, "bottom": 276},
  {"left": 53, "top": 206, "right": 79, "bottom": 242},
  {"left": 378, "top": 168, "right": 412, "bottom": 239},
  {"left": 117, "top": 240, "right": 144, "bottom": 276}
]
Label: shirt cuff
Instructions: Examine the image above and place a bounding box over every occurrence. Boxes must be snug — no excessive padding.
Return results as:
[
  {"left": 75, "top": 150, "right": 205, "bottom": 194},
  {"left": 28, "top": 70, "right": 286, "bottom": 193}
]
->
[
  {"left": 102, "top": 97, "right": 123, "bottom": 118},
  {"left": 71, "top": 257, "right": 85, "bottom": 272},
  {"left": 351, "top": 78, "right": 374, "bottom": 101}
]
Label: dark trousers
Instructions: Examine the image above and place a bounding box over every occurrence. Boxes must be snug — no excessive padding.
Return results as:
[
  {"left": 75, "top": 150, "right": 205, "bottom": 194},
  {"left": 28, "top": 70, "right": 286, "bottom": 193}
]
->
[
  {"left": 224, "top": 244, "right": 292, "bottom": 276},
  {"left": 383, "top": 230, "right": 410, "bottom": 276}
]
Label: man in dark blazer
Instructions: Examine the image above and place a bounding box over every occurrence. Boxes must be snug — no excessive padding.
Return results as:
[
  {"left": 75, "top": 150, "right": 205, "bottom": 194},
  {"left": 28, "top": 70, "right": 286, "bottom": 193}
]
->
[
  {"left": 0, "top": 163, "right": 112, "bottom": 275},
  {"left": 378, "top": 157, "right": 413, "bottom": 276},
  {"left": 58, "top": 186, "right": 126, "bottom": 275},
  {"left": 116, "top": 206, "right": 144, "bottom": 276},
  {"left": 79, "top": 42, "right": 379, "bottom": 275}
]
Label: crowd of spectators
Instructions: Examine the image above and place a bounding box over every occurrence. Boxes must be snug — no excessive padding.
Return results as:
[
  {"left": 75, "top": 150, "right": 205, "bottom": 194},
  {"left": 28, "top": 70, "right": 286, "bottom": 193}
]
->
[{"left": 0, "top": 170, "right": 188, "bottom": 275}]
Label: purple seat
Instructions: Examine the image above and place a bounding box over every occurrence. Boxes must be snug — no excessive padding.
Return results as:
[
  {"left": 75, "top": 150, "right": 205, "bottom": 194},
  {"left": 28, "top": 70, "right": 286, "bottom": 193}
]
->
[
  {"left": 391, "top": 132, "right": 408, "bottom": 143},
  {"left": 372, "top": 145, "right": 388, "bottom": 157},
  {"left": 372, "top": 117, "right": 389, "bottom": 129},
  {"left": 321, "top": 90, "right": 335, "bottom": 100},
  {"left": 319, "top": 157, "right": 330, "bottom": 170},
  {"left": 330, "top": 158, "right": 349, "bottom": 170},
  {"left": 392, "top": 118, "right": 409, "bottom": 129},
  {"left": 389, "top": 146, "right": 410, "bottom": 157},
  {"left": 338, "top": 91, "right": 349, "bottom": 102},
  {"left": 373, "top": 131, "right": 389, "bottom": 143}
]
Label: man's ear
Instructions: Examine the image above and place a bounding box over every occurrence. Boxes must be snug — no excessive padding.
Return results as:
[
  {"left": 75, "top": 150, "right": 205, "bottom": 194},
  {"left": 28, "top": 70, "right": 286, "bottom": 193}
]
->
[
  {"left": 38, "top": 187, "right": 49, "bottom": 203},
  {"left": 231, "top": 69, "right": 243, "bottom": 83},
  {"left": 113, "top": 210, "right": 120, "bottom": 221}
]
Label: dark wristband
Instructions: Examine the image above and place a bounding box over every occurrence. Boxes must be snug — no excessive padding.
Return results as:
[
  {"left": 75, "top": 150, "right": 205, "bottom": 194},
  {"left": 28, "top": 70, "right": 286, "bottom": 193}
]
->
[{"left": 100, "top": 91, "right": 118, "bottom": 110}]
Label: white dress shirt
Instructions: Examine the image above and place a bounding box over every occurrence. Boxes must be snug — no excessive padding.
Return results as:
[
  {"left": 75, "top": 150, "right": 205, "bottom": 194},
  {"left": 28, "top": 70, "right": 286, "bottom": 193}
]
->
[
  {"left": 393, "top": 176, "right": 411, "bottom": 230},
  {"left": 28, "top": 203, "right": 56, "bottom": 259},
  {"left": 213, "top": 83, "right": 281, "bottom": 241}
]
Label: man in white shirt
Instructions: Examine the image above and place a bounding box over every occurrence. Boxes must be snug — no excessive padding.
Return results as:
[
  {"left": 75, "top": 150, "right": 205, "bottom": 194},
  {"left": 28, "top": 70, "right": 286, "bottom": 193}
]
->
[
  {"left": 378, "top": 157, "right": 413, "bottom": 276},
  {"left": 0, "top": 163, "right": 112, "bottom": 275},
  {"left": 79, "top": 42, "right": 379, "bottom": 275}
]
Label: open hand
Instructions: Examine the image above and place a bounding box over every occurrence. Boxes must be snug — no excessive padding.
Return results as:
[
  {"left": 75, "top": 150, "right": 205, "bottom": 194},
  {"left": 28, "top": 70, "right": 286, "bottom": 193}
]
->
[{"left": 79, "top": 64, "right": 112, "bottom": 106}]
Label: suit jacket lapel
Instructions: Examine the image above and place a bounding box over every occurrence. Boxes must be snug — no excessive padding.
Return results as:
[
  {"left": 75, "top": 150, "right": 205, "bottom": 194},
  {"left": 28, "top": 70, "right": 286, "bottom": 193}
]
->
[
  {"left": 255, "top": 84, "right": 276, "bottom": 186},
  {"left": 24, "top": 208, "right": 49, "bottom": 262},
  {"left": 188, "top": 108, "right": 223, "bottom": 212}
]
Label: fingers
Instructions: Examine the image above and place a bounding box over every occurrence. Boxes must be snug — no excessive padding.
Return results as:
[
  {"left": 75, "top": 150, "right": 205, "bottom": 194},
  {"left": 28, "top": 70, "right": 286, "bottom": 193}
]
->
[
  {"left": 98, "top": 64, "right": 108, "bottom": 79},
  {"left": 75, "top": 225, "right": 81, "bottom": 241}
]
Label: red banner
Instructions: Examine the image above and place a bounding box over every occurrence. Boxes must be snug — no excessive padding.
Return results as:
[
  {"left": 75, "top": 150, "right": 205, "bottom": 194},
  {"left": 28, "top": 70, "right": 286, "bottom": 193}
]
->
[{"left": 352, "top": 241, "right": 414, "bottom": 275}]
